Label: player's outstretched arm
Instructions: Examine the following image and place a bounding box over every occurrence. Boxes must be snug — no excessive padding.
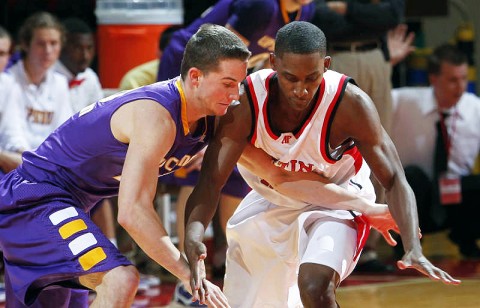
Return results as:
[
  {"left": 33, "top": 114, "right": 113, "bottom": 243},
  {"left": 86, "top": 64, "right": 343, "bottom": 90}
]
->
[{"left": 338, "top": 83, "right": 460, "bottom": 285}]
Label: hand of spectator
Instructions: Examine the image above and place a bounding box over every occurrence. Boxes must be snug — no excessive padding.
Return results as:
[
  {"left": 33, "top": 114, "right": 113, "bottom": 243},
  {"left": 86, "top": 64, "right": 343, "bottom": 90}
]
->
[{"left": 388, "top": 24, "right": 416, "bottom": 66}]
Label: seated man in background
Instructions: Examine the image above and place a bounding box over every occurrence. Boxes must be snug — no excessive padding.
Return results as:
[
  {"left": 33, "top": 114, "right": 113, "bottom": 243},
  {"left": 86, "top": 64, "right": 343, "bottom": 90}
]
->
[
  {"left": 0, "top": 26, "right": 23, "bottom": 176},
  {"left": 55, "top": 17, "right": 103, "bottom": 112},
  {"left": 391, "top": 43, "right": 480, "bottom": 258}
]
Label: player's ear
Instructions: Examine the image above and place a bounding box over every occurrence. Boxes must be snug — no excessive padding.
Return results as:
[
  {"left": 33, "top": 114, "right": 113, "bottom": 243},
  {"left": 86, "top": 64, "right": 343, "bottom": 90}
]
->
[
  {"left": 269, "top": 52, "right": 276, "bottom": 70},
  {"left": 324, "top": 56, "right": 332, "bottom": 71},
  {"left": 189, "top": 68, "right": 202, "bottom": 86}
]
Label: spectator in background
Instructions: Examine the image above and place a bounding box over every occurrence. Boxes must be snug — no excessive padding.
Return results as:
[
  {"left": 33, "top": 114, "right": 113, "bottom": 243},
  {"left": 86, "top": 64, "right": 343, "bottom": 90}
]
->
[
  {"left": 0, "top": 26, "right": 11, "bottom": 72},
  {"left": 312, "top": 0, "right": 406, "bottom": 272},
  {"left": 55, "top": 17, "right": 103, "bottom": 112},
  {"left": 157, "top": 0, "right": 315, "bottom": 81},
  {"left": 3, "top": 11, "right": 72, "bottom": 153},
  {"left": 0, "top": 26, "right": 23, "bottom": 176},
  {"left": 391, "top": 44, "right": 480, "bottom": 258},
  {"left": 119, "top": 26, "right": 180, "bottom": 90}
]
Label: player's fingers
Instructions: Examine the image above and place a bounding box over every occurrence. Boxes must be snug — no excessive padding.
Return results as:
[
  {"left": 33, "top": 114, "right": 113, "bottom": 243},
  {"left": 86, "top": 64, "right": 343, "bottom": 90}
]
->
[
  {"left": 439, "top": 270, "right": 461, "bottom": 285},
  {"left": 211, "top": 285, "right": 229, "bottom": 307},
  {"left": 382, "top": 231, "right": 397, "bottom": 246},
  {"left": 190, "top": 279, "right": 200, "bottom": 303},
  {"left": 197, "top": 281, "right": 207, "bottom": 305}
]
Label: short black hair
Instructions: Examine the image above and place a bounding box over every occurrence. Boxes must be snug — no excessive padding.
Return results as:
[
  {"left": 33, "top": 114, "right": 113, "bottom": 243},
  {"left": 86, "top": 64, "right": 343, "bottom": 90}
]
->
[
  {"left": 62, "top": 17, "right": 92, "bottom": 35},
  {"left": 274, "top": 21, "right": 327, "bottom": 58},
  {"left": 180, "top": 24, "right": 251, "bottom": 79},
  {"left": 427, "top": 43, "right": 468, "bottom": 75}
]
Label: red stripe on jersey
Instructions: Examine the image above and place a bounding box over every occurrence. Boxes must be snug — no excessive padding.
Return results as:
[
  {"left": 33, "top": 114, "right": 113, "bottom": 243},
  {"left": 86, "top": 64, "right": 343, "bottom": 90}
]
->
[
  {"left": 344, "top": 146, "right": 363, "bottom": 174},
  {"left": 320, "top": 74, "right": 349, "bottom": 163},
  {"left": 294, "top": 78, "right": 325, "bottom": 139}
]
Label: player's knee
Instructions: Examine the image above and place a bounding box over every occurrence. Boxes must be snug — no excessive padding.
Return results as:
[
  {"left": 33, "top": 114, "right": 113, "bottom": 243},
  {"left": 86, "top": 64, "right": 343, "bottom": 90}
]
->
[
  {"left": 298, "top": 266, "right": 337, "bottom": 308},
  {"left": 105, "top": 265, "right": 140, "bottom": 296}
]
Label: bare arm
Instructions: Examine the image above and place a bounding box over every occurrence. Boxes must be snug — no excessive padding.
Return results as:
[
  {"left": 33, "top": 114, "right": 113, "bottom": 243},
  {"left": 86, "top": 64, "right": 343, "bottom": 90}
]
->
[
  {"left": 184, "top": 94, "right": 252, "bottom": 299},
  {"left": 114, "top": 100, "right": 190, "bottom": 283},
  {"left": 239, "top": 143, "right": 389, "bottom": 215},
  {"left": 333, "top": 83, "right": 459, "bottom": 284}
]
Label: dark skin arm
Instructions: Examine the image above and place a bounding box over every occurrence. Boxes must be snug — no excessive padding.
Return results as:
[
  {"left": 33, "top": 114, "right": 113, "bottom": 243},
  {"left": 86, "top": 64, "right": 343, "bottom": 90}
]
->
[
  {"left": 184, "top": 95, "right": 252, "bottom": 302},
  {"left": 333, "top": 82, "right": 459, "bottom": 284}
]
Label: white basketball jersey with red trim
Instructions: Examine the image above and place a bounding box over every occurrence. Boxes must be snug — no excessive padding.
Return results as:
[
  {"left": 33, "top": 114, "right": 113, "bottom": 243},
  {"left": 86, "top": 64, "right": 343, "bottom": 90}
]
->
[{"left": 238, "top": 69, "right": 367, "bottom": 208}]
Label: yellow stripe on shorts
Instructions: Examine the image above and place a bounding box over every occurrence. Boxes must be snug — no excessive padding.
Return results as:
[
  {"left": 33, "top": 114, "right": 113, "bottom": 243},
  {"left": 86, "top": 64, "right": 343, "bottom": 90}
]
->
[
  {"left": 58, "top": 219, "right": 87, "bottom": 239},
  {"left": 79, "top": 247, "right": 107, "bottom": 271}
]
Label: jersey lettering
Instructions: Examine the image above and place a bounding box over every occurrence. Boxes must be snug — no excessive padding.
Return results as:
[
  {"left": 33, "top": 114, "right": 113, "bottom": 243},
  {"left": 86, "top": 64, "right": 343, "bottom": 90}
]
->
[
  {"left": 281, "top": 135, "right": 292, "bottom": 144},
  {"left": 114, "top": 154, "right": 196, "bottom": 181},
  {"left": 159, "top": 154, "right": 195, "bottom": 172},
  {"left": 27, "top": 107, "right": 54, "bottom": 125},
  {"left": 274, "top": 159, "right": 314, "bottom": 172}
]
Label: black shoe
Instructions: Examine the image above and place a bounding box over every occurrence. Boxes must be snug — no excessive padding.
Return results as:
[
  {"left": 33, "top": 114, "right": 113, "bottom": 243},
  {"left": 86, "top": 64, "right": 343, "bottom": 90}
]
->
[{"left": 354, "top": 259, "right": 395, "bottom": 273}]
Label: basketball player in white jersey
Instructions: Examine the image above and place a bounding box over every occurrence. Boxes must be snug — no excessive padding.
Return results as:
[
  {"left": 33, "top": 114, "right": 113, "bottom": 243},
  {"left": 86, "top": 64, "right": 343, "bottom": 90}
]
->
[{"left": 185, "top": 21, "right": 459, "bottom": 307}]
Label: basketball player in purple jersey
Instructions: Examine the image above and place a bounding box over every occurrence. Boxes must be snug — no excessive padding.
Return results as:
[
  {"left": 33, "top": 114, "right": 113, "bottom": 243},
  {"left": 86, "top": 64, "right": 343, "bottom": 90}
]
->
[
  {"left": 157, "top": 0, "right": 315, "bottom": 81},
  {"left": 0, "top": 24, "right": 250, "bottom": 308}
]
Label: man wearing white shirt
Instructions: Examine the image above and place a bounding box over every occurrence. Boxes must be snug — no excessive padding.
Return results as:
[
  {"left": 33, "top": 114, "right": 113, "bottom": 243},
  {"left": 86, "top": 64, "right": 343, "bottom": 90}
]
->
[
  {"left": 55, "top": 17, "right": 104, "bottom": 112},
  {"left": 0, "top": 26, "right": 23, "bottom": 175},
  {"left": 391, "top": 44, "right": 480, "bottom": 258},
  {"left": 4, "top": 12, "right": 73, "bottom": 152}
]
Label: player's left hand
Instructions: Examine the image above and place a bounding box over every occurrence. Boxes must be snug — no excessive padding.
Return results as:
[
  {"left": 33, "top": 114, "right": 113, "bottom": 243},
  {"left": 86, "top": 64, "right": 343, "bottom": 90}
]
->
[{"left": 397, "top": 252, "right": 461, "bottom": 285}]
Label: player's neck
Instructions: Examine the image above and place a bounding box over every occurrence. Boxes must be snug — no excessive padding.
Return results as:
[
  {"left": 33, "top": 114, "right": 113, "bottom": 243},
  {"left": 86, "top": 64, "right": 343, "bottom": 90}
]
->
[{"left": 23, "top": 58, "right": 47, "bottom": 86}]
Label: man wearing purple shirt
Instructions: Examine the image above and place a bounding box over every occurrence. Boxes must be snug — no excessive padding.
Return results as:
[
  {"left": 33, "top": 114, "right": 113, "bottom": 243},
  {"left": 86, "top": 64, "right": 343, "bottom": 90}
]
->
[{"left": 157, "top": 0, "right": 315, "bottom": 81}]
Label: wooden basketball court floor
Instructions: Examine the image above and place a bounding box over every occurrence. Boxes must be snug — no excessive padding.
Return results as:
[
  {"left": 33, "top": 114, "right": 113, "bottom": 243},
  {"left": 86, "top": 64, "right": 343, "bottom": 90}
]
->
[
  {"left": 141, "top": 231, "right": 480, "bottom": 308},
  {"left": 0, "top": 231, "right": 478, "bottom": 307}
]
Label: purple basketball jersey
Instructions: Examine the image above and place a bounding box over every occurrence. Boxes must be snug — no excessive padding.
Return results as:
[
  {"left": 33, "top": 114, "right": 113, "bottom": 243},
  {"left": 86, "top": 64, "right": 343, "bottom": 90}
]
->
[{"left": 6, "top": 78, "right": 215, "bottom": 212}]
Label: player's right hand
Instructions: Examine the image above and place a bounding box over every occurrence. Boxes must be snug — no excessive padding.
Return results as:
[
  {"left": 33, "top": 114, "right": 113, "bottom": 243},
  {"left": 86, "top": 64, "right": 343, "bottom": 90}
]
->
[{"left": 185, "top": 239, "right": 208, "bottom": 303}]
